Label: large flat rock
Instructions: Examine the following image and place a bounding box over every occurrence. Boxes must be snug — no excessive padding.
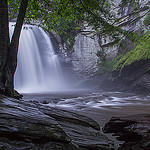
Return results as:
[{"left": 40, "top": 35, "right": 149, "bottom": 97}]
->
[{"left": 0, "top": 94, "right": 114, "bottom": 150}]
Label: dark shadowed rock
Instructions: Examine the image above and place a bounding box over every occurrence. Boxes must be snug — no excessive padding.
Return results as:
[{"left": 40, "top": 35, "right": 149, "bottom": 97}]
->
[
  {"left": 0, "top": 94, "right": 114, "bottom": 150},
  {"left": 82, "top": 60, "right": 150, "bottom": 95},
  {"left": 131, "top": 74, "right": 150, "bottom": 93},
  {"left": 103, "top": 114, "right": 150, "bottom": 150}
]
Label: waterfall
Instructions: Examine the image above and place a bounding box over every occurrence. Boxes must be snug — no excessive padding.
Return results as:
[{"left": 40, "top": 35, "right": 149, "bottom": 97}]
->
[{"left": 9, "top": 22, "right": 66, "bottom": 93}]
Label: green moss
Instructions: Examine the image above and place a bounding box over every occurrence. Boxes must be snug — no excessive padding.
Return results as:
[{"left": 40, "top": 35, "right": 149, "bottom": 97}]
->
[
  {"left": 98, "top": 59, "right": 117, "bottom": 75},
  {"left": 143, "top": 12, "right": 150, "bottom": 26},
  {"left": 63, "top": 34, "right": 76, "bottom": 50},
  {"left": 60, "top": 25, "right": 81, "bottom": 50},
  {"left": 114, "top": 31, "right": 150, "bottom": 70},
  {"left": 98, "top": 31, "right": 150, "bottom": 74},
  {"left": 12, "top": 90, "right": 23, "bottom": 99},
  {"left": 96, "top": 50, "right": 107, "bottom": 62}
]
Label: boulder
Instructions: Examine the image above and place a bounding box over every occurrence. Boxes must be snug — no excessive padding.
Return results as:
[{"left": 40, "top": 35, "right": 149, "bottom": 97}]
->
[
  {"left": 0, "top": 94, "right": 114, "bottom": 150},
  {"left": 131, "top": 74, "right": 150, "bottom": 93},
  {"left": 103, "top": 114, "right": 150, "bottom": 150}
]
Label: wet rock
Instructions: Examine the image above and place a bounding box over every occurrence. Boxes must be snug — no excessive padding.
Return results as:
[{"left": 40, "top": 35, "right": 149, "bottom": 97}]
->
[
  {"left": 131, "top": 74, "right": 150, "bottom": 94},
  {"left": 39, "top": 104, "right": 100, "bottom": 130},
  {"left": 0, "top": 94, "right": 114, "bottom": 150},
  {"left": 39, "top": 105, "right": 114, "bottom": 149},
  {"left": 114, "top": 60, "right": 150, "bottom": 94},
  {"left": 0, "top": 95, "right": 71, "bottom": 149},
  {"left": 42, "top": 100, "right": 49, "bottom": 104},
  {"left": 103, "top": 114, "right": 150, "bottom": 150}
]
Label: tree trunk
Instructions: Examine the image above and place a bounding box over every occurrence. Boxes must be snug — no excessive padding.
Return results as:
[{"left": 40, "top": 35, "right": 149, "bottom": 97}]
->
[
  {"left": 0, "top": 0, "right": 10, "bottom": 93},
  {"left": 0, "top": 0, "right": 28, "bottom": 99},
  {"left": 5, "top": 0, "right": 29, "bottom": 98}
]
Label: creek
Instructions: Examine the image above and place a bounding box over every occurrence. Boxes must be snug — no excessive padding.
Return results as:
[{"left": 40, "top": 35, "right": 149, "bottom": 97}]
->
[
  {"left": 22, "top": 91, "right": 150, "bottom": 126},
  {"left": 22, "top": 91, "right": 150, "bottom": 149}
]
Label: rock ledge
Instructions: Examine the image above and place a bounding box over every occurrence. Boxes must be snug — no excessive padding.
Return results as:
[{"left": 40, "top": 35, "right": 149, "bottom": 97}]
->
[{"left": 0, "top": 94, "right": 114, "bottom": 150}]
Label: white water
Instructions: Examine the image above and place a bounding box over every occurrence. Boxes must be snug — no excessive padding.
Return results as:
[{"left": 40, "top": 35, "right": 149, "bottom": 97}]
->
[{"left": 9, "top": 22, "right": 67, "bottom": 93}]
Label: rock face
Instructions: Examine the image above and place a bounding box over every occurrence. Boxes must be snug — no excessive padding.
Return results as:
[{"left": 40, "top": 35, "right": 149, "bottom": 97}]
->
[
  {"left": 72, "top": 27, "right": 100, "bottom": 75},
  {"left": 71, "top": 0, "right": 149, "bottom": 74},
  {"left": 103, "top": 114, "right": 150, "bottom": 150},
  {"left": 0, "top": 94, "right": 114, "bottom": 150},
  {"left": 82, "top": 59, "right": 150, "bottom": 94},
  {"left": 112, "top": 60, "right": 150, "bottom": 94}
]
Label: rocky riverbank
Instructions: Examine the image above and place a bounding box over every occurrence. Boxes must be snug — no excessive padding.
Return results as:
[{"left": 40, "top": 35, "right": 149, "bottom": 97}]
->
[
  {"left": 0, "top": 94, "right": 114, "bottom": 150},
  {"left": 103, "top": 114, "right": 150, "bottom": 150}
]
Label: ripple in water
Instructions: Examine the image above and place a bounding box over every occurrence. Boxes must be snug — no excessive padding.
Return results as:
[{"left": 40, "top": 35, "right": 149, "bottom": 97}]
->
[{"left": 44, "top": 92, "right": 150, "bottom": 111}]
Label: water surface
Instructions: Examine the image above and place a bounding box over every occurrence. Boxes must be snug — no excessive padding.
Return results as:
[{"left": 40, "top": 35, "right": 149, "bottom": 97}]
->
[
  {"left": 22, "top": 91, "right": 150, "bottom": 149},
  {"left": 23, "top": 91, "right": 150, "bottom": 126}
]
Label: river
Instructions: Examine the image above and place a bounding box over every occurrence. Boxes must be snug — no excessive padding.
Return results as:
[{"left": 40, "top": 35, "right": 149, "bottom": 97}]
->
[
  {"left": 22, "top": 91, "right": 150, "bottom": 125},
  {"left": 22, "top": 90, "right": 150, "bottom": 148}
]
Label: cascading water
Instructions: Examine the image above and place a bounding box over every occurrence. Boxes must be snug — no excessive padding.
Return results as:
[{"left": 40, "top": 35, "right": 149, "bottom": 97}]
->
[{"left": 9, "top": 22, "right": 66, "bottom": 93}]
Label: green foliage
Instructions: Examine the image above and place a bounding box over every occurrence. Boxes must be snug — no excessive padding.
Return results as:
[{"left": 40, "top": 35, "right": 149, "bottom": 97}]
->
[
  {"left": 98, "top": 30, "right": 150, "bottom": 75},
  {"left": 143, "top": 12, "right": 150, "bottom": 26},
  {"left": 114, "top": 31, "right": 150, "bottom": 70},
  {"left": 8, "top": 0, "right": 20, "bottom": 18},
  {"left": 8, "top": 0, "right": 117, "bottom": 41},
  {"left": 96, "top": 50, "right": 107, "bottom": 62},
  {"left": 8, "top": 0, "right": 146, "bottom": 50},
  {"left": 98, "top": 59, "right": 117, "bottom": 75}
]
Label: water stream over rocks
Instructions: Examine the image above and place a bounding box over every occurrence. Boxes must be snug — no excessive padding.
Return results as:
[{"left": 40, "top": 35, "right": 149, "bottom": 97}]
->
[
  {"left": 22, "top": 91, "right": 150, "bottom": 121},
  {"left": 22, "top": 91, "right": 150, "bottom": 149}
]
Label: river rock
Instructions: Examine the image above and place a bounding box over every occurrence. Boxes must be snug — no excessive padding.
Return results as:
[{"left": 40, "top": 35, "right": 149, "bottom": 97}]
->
[
  {"left": 0, "top": 94, "right": 114, "bottom": 150},
  {"left": 103, "top": 114, "right": 150, "bottom": 150}
]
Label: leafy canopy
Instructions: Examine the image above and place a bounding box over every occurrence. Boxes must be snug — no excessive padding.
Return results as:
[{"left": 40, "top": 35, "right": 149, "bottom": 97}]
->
[
  {"left": 8, "top": 0, "right": 125, "bottom": 49},
  {"left": 9, "top": 0, "right": 149, "bottom": 66},
  {"left": 8, "top": 0, "right": 118, "bottom": 34}
]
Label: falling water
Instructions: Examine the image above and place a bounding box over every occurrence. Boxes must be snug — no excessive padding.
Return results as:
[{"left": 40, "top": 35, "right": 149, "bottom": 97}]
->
[{"left": 9, "top": 22, "right": 66, "bottom": 93}]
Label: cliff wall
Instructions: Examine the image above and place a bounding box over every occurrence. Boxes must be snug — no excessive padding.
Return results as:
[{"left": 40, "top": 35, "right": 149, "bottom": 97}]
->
[{"left": 71, "top": 0, "right": 149, "bottom": 74}]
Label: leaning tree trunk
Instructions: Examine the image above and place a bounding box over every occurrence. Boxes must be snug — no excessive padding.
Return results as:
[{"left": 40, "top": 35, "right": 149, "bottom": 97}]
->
[
  {"left": 0, "top": 0, "right": 29, "bottom": 99},
  {"left": 4, "top": 0, "right": 29, "bottom": 98},
  {"left": 0, "top": 0, "right": 10, "bottom": 94}
]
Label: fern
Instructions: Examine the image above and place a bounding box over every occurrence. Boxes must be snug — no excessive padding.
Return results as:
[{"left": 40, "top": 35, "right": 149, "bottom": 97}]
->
[{"left": 114, "top": 31, "right": 150, "bottom": 70}]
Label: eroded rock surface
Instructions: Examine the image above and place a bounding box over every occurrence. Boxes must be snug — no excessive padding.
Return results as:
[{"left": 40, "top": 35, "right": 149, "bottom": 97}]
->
[
  {"left": 0, "top": 94, "right": 114, "bottom": 150},
  {"left": 103, "top": 114, "right": 150, "bottom": 150}
]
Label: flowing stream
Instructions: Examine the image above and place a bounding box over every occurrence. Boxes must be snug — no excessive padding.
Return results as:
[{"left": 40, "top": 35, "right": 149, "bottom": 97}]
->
[
  {"left": 22, "top": 91, "right": 150, "bottom": 149},
  {"left": 22, "top": 91, "right": 150, "bottom": 125}
]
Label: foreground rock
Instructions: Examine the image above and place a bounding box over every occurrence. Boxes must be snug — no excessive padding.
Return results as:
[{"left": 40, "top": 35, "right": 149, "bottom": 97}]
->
[
  {"left": 103, "top": 114, "right": 150, "bottom": 150},
  {"left": 0, "top": 94, "right": 114, "bottom": 150}
]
